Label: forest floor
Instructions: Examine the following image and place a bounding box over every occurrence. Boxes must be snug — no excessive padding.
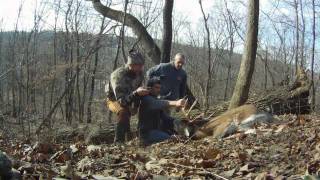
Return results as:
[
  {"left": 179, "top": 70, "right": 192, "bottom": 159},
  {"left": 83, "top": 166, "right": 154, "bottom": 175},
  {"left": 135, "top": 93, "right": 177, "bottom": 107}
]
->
[{"left": 1, "top": 113, "right": 320, "bottom": 179}]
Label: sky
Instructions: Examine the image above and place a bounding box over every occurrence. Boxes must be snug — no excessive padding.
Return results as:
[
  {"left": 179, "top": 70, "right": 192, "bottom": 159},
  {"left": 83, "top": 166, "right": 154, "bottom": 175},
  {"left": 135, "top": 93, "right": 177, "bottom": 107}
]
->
[
  {"left": 0, "top": 0, "right": 268, "bottom": 31},
  {"left": 0, "top": 0, "right": 318, "bottom": 68}
]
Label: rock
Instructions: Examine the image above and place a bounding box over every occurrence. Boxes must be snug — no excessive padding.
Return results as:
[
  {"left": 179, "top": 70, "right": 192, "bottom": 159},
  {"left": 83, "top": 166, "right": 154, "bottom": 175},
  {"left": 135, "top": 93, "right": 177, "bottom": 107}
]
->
[
  {"left": 0, "top": 151, "right": 12, "bottom": 178},
  {"left": 55, "top": 124, "right": 114, "bottom": 145}
]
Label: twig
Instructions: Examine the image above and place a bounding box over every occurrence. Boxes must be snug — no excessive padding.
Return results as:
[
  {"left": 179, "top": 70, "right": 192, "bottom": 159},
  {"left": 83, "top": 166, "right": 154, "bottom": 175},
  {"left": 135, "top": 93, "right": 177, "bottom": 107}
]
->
[
  {"left": 109, "top": 161, "right": 129, "bottom": 167},
  {"left": 168, "top": 162, "right": 229, "bottom": 180}
]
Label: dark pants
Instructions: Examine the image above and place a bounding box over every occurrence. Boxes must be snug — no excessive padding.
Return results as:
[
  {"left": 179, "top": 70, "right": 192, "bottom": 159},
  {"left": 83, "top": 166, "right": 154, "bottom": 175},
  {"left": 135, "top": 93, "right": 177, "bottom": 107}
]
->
[
  {"left": 141, "top": 130, "right": 171, "bottom": 145},
  {"left": 114, "top": 108, "right": 131, "bottom": 143}
]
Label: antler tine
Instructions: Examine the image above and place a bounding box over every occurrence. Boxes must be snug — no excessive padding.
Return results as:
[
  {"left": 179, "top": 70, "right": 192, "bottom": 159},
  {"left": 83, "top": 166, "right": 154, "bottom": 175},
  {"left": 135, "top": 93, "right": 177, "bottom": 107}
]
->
[
  {"left": 185, "top": 99, "right": 198, "bottom": 118},
  {"left": 179, "top": 96, "right": 189, "bottom": 119}
]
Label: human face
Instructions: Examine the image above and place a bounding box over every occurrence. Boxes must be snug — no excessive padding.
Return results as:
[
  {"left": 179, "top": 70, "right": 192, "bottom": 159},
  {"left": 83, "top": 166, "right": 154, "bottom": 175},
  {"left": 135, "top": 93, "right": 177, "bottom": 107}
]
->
[
  {"left": 174, "top": 56, "right": 185, "bottom": 70},
  {"left": 129, "top": 64, "right": 144, "bottom": 74},
  {"left": 151, "top": 83, "right": 161, "bottom": 96}
]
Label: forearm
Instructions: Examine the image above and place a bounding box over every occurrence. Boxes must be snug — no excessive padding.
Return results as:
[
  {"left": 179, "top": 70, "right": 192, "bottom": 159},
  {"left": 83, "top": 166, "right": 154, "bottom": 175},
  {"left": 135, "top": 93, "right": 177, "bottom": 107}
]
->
[
  {"left": 117, "top": 91, "right": 139, "bottom": 106},
  {"left": 168, "top": 101, "right": 178, "bottom": 107}
]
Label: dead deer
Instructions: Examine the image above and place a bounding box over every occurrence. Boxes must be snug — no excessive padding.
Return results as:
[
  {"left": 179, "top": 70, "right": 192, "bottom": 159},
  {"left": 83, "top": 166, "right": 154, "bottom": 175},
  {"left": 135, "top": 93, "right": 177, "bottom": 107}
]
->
[{"left": 179, "top": 104, "right": 274, "bottom": 139}]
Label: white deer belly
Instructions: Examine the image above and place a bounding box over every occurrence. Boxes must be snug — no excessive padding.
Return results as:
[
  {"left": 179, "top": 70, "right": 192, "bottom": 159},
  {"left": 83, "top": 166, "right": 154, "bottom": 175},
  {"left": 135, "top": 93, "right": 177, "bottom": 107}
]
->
[
  {"left": 221, "top": 113, "right": 273, "bottom": 138},
  {"left": 239, "top": 113, "right": 273, "bottom": 131}
]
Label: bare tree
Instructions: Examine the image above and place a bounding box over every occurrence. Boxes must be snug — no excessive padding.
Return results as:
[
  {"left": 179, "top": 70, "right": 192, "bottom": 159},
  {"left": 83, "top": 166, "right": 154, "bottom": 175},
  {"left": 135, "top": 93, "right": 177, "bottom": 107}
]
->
[
  {"left": 199, "top": 0, "right": 212, "bottom": 110},
  {"left": 161, "top": 0, "right": 174, "bottom": 63},
  {"left": 293, "top": 0, "right": 299, "bottom": 73},
  {"left": 229, "top": 0, "right": 259, "bottom": 109},
  {"left": 298, "top": 0, "right": 305, "bottom": 68},
  {"left": 87, "top": 17, "right": 109, "bottom": 123},
  {"left": 311, "top": 0, "right": 316, "bottom": 111},
  {"left": 89, "top": 0, "right": 161, "bottom": 63}
]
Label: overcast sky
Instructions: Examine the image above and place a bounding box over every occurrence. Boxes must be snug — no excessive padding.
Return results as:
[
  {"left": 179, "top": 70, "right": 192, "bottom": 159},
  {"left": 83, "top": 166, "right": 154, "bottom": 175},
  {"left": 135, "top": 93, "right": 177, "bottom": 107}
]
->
[{"left": 0, "top": 0, "right": 272, "bottom": 31}]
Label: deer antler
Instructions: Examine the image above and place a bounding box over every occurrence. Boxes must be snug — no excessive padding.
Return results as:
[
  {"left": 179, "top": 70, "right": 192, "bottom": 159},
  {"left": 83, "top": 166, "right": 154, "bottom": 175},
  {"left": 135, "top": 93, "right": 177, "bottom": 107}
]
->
[
  {"left": 181, "top": 98, "right": 198, "bottom": 120},
  {"left": 186, "top": 99, "right": 198, "bottom": 118}
]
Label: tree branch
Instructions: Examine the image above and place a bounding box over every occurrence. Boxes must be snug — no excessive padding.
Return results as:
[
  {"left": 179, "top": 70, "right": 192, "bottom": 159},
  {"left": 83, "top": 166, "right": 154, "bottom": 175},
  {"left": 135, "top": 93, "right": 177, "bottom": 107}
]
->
[{"left": 90, "top": 0, "right": 161, "bottom": 64}]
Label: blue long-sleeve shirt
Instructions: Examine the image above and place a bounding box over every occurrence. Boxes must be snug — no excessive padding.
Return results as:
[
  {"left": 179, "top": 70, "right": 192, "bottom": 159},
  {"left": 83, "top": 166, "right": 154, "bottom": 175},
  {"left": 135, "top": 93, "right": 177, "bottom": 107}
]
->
[
  {"left": 146, "top": 62, "right": 187, "bottom": 100},
  {"left": 138, "top": 95, "right": 172, "bottom": 135}
]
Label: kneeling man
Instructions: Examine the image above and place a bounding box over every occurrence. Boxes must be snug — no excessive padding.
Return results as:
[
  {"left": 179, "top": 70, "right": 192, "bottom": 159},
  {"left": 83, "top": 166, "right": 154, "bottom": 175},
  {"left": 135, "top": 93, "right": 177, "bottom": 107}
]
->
[{"left": 138, "top": 77, "right": 186, "bottom": 145}]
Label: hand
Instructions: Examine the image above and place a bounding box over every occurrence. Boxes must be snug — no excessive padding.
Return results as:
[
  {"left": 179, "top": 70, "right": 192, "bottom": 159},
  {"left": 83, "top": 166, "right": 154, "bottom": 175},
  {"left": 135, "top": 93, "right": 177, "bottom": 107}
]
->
[
  {"left": 175, "top": 99, "right": 186, "bottom": 107},
  {"left": 135, "top": 87, "right": 150, "bottom": 96}
]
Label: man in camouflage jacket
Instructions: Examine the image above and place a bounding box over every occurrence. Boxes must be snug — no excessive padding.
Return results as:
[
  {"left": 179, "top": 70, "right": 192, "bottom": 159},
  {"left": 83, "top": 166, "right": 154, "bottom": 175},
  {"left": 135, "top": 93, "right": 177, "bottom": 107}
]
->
[{"left": 105, "top": 50, "right": 149, "bottom": 143}]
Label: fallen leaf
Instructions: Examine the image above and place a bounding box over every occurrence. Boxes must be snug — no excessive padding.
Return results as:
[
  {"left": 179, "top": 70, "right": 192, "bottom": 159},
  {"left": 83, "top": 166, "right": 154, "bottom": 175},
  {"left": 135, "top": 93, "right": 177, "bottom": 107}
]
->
[
  {"left": 77, "top": 156, "right": 93, "bottom": 172},
  {"left": 240, "top": 164, "right": 250, "bottom": 173},
  {"left": 60, "top": 161, "right": 73, "bottom": 178},
  {"left": 254, "top": 172, "right": 268, "bottom": 180},
  {"left": 199, "top": 159, "right": 216, "bottom": 168},
  {"left": 90, "top": 174, "right": 118, "bottom": 180},
  {"left": 203, "top": 148, "right": 221, "bottom": 160},
  {"left": 35, "top": 153, "right": 48, "bottom": 163},
  {"left": 274, "top": 124, "right": 287, "bottom": 133},
  {"left": 244, "top": 129, "right": 257, "bottom": 134},
  {"left": 223, "top": 168, "right": 236, "bottom": 178}
]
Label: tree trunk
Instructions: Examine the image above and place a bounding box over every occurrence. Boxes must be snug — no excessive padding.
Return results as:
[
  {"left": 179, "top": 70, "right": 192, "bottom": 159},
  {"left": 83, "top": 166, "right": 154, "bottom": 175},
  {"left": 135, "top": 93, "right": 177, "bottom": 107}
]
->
[
  {"left": 299, "top": 0, "right": 305, "bottom": 68},
  {"left": 199, "top": 0, "right": 212, "bottom": 111},
  {"left": 74, "top": 1, "right": 83, "bottom": 123},
  {"left": 224, "top": 64, "right": 231, "bottom": 101},
  {"left": 87, "top": 17, "right": 106, "bottom": 123},
  {"left": 228, "top": 0, "right": 259, "bottom": 109},
  {"left": 161, "top": 0, "right": 174, "bottom": 63},
  {"left": 294, "top": 0, "right": 299, "bottom": 73},
  {"left": 311, "top": 0, "right": 316, "bottom": 111},
  {"left": 87, "top": 49, "right": 99, "bottom": 123},
  {"left": 264, "top": 48, "right": 268, "bottom": 89}
]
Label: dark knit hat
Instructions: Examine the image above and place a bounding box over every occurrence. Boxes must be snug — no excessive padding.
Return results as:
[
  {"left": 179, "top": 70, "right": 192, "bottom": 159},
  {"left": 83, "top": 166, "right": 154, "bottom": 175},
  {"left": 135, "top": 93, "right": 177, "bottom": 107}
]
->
[{"left": 127, "top": 50, "right": 145, "bottom": 65}]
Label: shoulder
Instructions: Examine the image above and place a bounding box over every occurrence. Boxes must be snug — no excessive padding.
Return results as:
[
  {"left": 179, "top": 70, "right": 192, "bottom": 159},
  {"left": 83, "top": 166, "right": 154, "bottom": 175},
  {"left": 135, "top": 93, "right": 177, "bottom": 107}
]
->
[
  {"left": 161, "top": 62, "right": 173, "bottom": 68},
  {"left": 112, "top": 66, "right": 127, "bottom": 76},
  {"left": 154, "top": 62, "right": 171, "bottom": 69},
  {"left": 111, "top": 66, "right": 127, "bottom": 79}
]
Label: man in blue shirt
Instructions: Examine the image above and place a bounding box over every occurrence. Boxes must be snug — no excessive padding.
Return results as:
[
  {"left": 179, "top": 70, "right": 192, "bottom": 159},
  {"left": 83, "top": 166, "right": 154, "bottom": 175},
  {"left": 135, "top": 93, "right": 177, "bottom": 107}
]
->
[
  {"left": 138, "top": 77, "right": 186, "bottom": 145},
  {"left": 146, "top": 53, "right": 187, "bottom": 101}
]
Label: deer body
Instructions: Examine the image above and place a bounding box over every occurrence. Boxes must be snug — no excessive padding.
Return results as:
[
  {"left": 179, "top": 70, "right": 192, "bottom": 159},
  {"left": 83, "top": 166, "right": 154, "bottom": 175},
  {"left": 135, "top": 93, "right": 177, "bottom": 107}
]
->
[{"left": 189, "top": 104, "right": 273, "bottom": 139}]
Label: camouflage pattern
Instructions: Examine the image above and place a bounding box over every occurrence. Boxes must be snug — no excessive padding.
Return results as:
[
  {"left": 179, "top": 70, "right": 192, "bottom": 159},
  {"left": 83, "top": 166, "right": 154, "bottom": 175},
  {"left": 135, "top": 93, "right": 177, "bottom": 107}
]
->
[
  {"left": 105, "top": 65, "right": 144, "bottom": 143},
  {"left": 105, "top": 66, "right": 144, "bottom": 107}
]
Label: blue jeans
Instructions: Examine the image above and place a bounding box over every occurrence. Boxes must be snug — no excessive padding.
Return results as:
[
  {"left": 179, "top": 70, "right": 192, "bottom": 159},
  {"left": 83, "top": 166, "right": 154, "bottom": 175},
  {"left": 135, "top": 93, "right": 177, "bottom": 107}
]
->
[{"left": 142, "top": 130, "right": 171, "bottom": 145}]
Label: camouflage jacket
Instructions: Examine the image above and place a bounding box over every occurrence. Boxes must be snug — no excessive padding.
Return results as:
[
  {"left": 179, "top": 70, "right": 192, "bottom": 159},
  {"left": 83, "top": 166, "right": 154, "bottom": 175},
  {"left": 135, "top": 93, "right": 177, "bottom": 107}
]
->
[{"left": 105, "top": 66, "right": 144, "bottom": 107}]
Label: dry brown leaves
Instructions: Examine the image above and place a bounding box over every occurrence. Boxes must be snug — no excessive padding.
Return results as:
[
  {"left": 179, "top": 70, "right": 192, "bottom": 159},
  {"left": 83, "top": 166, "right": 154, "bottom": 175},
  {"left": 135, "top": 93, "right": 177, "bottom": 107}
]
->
[{"left": 1, "top": 114, "right": 320, "bottom": 179}]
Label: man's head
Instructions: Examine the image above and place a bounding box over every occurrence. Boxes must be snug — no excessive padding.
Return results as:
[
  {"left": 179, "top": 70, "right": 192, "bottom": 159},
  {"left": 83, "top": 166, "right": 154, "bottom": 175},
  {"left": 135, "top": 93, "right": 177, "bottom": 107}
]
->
[
  {"left": 174, "top": 53, "right": 186, "bottom": 70},
  {"left": 127, "top": 50, "right": 145, "bottom": 74},
  {"left": 147, "top": 77, "right": 161, "bottom": 96}
]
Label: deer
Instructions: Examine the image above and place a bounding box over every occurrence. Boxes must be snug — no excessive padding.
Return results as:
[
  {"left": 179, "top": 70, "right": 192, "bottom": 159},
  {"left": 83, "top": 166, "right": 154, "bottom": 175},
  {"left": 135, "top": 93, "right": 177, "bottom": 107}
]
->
[{"left": 178, "top": 101, "right": 274, "bottom": 140}]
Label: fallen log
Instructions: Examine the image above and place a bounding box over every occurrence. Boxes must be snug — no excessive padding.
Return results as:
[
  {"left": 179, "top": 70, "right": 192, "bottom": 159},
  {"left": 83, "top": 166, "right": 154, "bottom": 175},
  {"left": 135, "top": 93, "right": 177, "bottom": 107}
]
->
[
  {"left": 204, "top": 68, "right": 311, "bottom": 117},
  {"left": 54, "top": 124, "right": 115, "bottom": 144}
]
